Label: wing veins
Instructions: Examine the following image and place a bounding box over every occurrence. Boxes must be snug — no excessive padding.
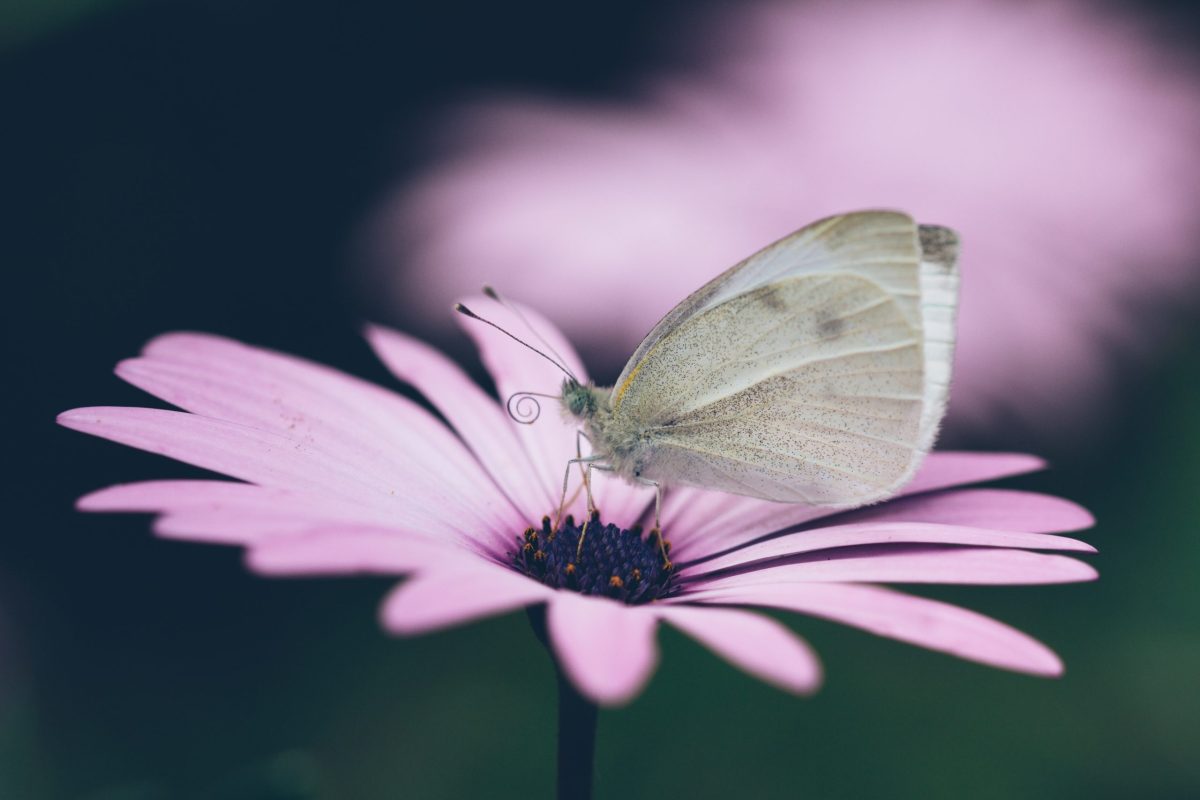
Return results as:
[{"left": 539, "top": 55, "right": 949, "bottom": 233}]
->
[
  {"left": 712, "top": 458, "right": 816, "bottom": 503},
  {"left": 635, "top": 338, "right": 923, "bottom": 426},
  {"left": 777, "top": 400, "right": 919, "bottom": 422},
  {"left": 758, "top": 418, "right": 917, "bottom": 450},
  {"left": 648, "top": 392, "right": 921, "bottom": 434},
  {"left": 657, "top": 437, "right": 893, "bottom": 488},
  {"left": 692, "top": 339, "right": 921, "bottom": 407},
  {"left": 694, "top": 275, "right": 903, "bottom": 378},
  {"left": 724, "top": 315, "right": 914, "bottom": 372},
  {"left": 705, "top": 277, "right": 855, "bottom": 369},
  {"left": 787, "top": 366, "right": 924, "bottom": 383}
]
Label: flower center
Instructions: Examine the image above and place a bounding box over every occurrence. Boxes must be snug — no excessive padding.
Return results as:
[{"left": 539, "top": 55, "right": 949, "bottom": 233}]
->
[{"left": 512, "top": 512, "right": 675, "bottom": 604}]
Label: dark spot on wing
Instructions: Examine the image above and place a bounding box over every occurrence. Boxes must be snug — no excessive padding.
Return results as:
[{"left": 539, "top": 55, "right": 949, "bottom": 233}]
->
[
  {"left": 815, "top": 308, "right": 845, "bottom": 337},
  {"left": 918, "top": 225, "right": 960, "bottom": 271},
  {"left": 757, "top": 285, "right": 788, "bottom": 311}
]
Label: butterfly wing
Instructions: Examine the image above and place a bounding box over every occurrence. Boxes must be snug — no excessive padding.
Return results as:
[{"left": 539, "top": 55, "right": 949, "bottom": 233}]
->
[
  {"left": 610, "top": 210, "right": 959, "bottom": 505},
  {"left": 913, "top": 223, "right": 960, "bottom": 452}
]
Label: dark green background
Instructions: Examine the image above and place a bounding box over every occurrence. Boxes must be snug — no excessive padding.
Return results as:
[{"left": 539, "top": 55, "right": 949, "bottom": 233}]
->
[{"left": 3, "top": 0, "right": 1198, "bottom": 797}]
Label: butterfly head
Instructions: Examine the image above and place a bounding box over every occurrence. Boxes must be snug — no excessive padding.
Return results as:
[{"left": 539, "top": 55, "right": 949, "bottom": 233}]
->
[
  {"left": 561, "top": 378, "right": 598, "bottom": 420},
  {"left": 454, "top": 292, "right": 609, "bottom": 426}
]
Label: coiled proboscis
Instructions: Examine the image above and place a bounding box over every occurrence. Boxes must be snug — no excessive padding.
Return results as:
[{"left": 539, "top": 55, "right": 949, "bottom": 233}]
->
[{"left": 506, "top": 392, "right": 544, "bottom": 424}]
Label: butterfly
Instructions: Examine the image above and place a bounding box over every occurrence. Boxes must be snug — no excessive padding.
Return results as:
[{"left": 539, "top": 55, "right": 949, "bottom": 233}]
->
[{"left": 460, "top": 210, "right": 960, "bottom": 542}]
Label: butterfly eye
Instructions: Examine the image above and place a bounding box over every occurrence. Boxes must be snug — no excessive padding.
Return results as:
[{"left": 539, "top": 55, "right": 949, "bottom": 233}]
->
[{"left": 561, "top": 383, "right": 595, "bottom": 418}]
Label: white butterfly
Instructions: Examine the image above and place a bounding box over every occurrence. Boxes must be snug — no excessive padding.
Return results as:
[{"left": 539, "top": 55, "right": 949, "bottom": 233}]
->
[{"left": 463, "top": 210, "right": 959, "bottom": 530}]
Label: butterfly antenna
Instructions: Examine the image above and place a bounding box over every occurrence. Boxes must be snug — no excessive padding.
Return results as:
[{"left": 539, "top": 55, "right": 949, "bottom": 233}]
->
[
  {"left": 482, "top": 286, "right": 580, "bottom": 382},
  {"left": 454, "top": 303, "right": 578, "bottom": 383}
]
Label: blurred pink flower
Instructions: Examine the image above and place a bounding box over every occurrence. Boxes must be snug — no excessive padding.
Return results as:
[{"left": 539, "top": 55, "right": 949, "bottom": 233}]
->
[
  {"left": 60, "top": 299, "right": 1096, "bottom": 705},
  {"left": 370, "top": 0, "right": 1200, "bottom": 436}
]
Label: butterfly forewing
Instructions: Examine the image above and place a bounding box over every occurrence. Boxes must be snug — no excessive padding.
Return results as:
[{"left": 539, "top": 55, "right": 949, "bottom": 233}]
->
[
  {"left": 608, "top": 210, "right": 959, "bottom": 506},
  {"left": 612, "top": 210, "right": 925, "bottom": 403},
  {"left": 915, "top": 225, "right": 960, "bottom": 450}
]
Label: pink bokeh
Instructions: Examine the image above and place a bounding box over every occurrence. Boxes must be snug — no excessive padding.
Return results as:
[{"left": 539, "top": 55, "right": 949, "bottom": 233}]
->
[{"left": 370, "top": 0, "right": 1200, "bottom": 437}]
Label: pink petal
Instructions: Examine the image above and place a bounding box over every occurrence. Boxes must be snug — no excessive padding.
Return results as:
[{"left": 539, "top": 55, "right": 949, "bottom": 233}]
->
[
  {"left": 131, "top": 334, "right": 447, "bottom": 458},
  {"left": 455, "top": 295, "right": 650, "bottom": 528},
  {"left": 658, "top": 487, "right": 743, "bottom": 533},
  {"left": 77, "top": 479, "right": 507, "bottom": 554},
  {"left": 246, "top": 527, "right": 478, "bottom": 576},
  {"left": 81, "top": 479, "right": 313, "bottom": 512},
  {"left": 61, "top": 406, "right": 365, "bottom": 494},
  {"left": 832, "top": 488, "right": 1094, "bottom": 532},
  {"left": 365, "top": 324, "right": 555, "bottom": 522},
  {"left": 58, "top": 408, "right": 513, "bottom": 552},
  {"left": 380, "top": 564, "right": 553, "bottom": 635},
  {"left": 152, "top": 513, "right": 501, "bottom": 558},
  {"left": 655, "top": 604, "right": 821, "bottom": 694},
  {"left": 660, "top": 488, "right": 829, "bottom": 561},
  {"left": 679, "top": 583, "right": 1064, "bottom": 675},
  {"left": 154, "top": 512, "right": 365, "bottom": 544},
  {"left": 902, "top": 452, "right": 1046, "bottom": 495},
  {"left": 692, "top": 547, "right": 1098, "bottom": 588},
  {"left": 116, "top": 333, "right": 517, "bottom": 531},
  {"left": 546, "top": 593, "right": 659, "bottom": 706},
  {"left": 590, "top": 470, "right": 656, "bottom": 532},
  {"left": 680, "top": 522, "right": 1095, "bottom": 578},
  {"left": 79, "top": 480, "right": 385, "bottom": 523},
  {"left": 664, "top": 452, "right": 1048, "bottom": 559}
]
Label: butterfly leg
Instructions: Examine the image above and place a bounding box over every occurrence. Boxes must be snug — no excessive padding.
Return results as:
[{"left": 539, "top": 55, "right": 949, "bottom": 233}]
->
[
  {"left": 575, "top": 430, "right": 597, "bottom": 519},
  {"left": 556, "top": 454, "right": 601, "bottom": 532},
  {"left": 637, "top": 478, "right": 670, "bottom": 568},
  {"left": 567, "top": 430, "right": 604, "bottom": 561},
  {"left": 554, "top": 430, "right": 596, "bottom": 530},
  {"left": 574, "top": 461, "right": 604, "bottom": 562},
  {"left": 650, "top": 481, "right": 663, "bottom": 532},
  {"left": 575, "top": 460, "right": 635, "bottom": 561}
]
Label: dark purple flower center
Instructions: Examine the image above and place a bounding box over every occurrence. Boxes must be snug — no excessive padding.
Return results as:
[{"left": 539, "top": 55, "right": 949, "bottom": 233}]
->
[{"left": 512, "top": 512, "right": 675, "bottom": 604}]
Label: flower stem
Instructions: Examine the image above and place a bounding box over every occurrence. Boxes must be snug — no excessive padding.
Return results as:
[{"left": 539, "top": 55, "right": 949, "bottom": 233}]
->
[
  {"left": 556, "top": 665, "right": 599, "bottom": 800},
  {"left": 528, "top": 606, "right": 599, "bottom": 800}
]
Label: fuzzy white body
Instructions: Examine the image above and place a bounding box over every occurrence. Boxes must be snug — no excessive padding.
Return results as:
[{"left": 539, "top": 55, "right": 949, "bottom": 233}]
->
[{"left": 562, "top": 382, "right": 650, "bottom": 482}]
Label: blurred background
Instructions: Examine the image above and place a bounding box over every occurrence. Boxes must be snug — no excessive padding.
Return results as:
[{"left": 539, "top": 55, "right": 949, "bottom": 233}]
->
[{"left": 3, "top": 0, "right": 1199, "bottom": 797}]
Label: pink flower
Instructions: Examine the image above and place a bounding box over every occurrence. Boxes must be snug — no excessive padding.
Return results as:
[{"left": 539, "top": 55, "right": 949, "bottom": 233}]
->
[
  {"left": 369, "top": 0, "right": 1200, "bottom": 436},
  {"left": 59, "top": 298, "right": 1096, "bottom": 705}
]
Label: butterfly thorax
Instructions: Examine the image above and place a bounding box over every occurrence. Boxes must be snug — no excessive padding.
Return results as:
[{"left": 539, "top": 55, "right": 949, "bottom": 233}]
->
[{"left": 561, "top": 379, "right": 652, "bottom": 482}]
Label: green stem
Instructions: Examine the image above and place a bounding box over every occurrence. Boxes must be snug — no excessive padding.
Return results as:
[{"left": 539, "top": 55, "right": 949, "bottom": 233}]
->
[
  {"left": 528, "top": 607, "right": 599, "bottom": 800},
  {"left": 556, "top": 663, "right": 599, "bottom": 800}
]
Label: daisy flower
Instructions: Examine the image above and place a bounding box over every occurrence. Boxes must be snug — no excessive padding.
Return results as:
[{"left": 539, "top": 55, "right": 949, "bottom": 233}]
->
[
  {"left": 370, "top": 0, "right": 1200, "bottom": 438},
  {"left": 59, "top": 298, "right": 1096, "bottom": 795}
]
